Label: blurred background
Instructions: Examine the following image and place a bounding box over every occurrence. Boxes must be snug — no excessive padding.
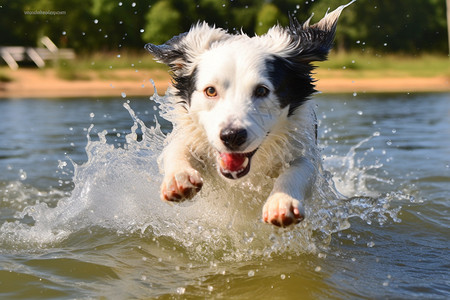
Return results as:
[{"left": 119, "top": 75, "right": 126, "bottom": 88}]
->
[
  {"left": 1, "top": 0, "right": 448, "bottom": 53},
  {"left": 0, "top": 0, "right": 449, "bottom": 95}
]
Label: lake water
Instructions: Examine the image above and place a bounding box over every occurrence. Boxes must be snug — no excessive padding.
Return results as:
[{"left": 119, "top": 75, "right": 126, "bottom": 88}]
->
[{"left": 0, "top": 92, "right": 448, "bottom": 299}]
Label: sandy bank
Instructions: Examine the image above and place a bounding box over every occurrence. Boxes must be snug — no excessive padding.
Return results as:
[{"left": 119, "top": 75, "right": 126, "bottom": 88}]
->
[{"left": 0, "top": 69, "right": 448, "bottom": 99}]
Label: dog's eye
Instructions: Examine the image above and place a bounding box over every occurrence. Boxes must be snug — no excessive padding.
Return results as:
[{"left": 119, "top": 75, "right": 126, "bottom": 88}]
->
[
  {"left": 254, "top": 85, "right": 270, "bottom": 98},
  {"left": 204, "top": 86, "right": 218, "bottom": 98}
]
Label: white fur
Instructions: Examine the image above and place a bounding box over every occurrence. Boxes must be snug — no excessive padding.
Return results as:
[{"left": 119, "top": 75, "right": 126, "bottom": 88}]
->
[{"left": 148, "top": 4, "right": 351, "bottom": 227}]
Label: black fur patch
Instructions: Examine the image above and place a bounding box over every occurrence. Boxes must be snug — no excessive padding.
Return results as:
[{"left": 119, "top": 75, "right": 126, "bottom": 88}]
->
[
  {"left": 173, "top": 67, "right": 197, "bottom": 108},
  {"left": 267, "top": 56, "right": 316, "bottom": 116}
]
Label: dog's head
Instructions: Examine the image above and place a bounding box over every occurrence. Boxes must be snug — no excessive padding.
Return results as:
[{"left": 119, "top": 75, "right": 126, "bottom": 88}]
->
[{"left": 146, "top": 3, "right": 350, "bottom": 180}]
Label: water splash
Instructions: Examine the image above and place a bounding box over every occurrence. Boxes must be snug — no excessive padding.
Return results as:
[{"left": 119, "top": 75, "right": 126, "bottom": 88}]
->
[{"left": 0, "top": 89, "right": 403, "bottom": 260}]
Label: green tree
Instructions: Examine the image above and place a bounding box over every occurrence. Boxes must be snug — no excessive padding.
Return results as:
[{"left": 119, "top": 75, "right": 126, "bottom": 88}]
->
[
  {"left": 143, "top": 1, "right": 181, "bottom": 44},
  {"left": 310, "top": 0, "right": 448, "bottom": 54},
  {"left": 90, "top": 0, "right": 148, "bottom": 51},
  {"left": 0, "top": 0, "right": 36, "bottom": 46},
  {"left": 255, "top": 3, "right": 286, "bottom": 35},
  {"left": 0, "top": 0, "right": 447, "bottom": 54}
]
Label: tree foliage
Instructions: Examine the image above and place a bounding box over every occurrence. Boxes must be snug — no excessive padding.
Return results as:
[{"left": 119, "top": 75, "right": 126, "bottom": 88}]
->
[
  {"left": 0, "top": 0, "right": 448, "bottom": 54},
  {"left": 143, "top": 1, "right": 181, "bottom": 45}
]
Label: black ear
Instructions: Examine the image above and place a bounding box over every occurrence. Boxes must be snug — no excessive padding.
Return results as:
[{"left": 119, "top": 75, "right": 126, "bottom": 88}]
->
[
  {"left": 288, "top": 0, "right": 354, "bottom": 63},
  {"left": 145, "top": 22, "right": 230, "bottom": 73},
  {"left": 145, "top": 32, "right": 188, "bottom": 70}
]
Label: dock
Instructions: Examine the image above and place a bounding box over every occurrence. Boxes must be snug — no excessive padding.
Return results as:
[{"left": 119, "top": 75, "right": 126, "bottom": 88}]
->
[{"left": 0, "top": 36, "right": 75, "bottom": 70}]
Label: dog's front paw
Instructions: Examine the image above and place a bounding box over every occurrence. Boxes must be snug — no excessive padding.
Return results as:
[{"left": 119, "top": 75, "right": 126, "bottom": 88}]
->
[
  {"left": 262, "top": 193, "right": 305, "bottom": 227},
  {"left": 161, "top": 168, "right": 203, "bottom": 202}
]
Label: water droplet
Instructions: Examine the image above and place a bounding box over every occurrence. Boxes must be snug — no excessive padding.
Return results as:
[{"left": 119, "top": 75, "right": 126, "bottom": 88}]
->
[
  {"left": 207, "top": 285, "right": 214, "bottom": 292},
  {"left": 386, "top": 140, "right": 392, "bottom": 146},
  {"left": 94, "top": 19, "right": 98, "bottom": 24},
  {"left": 248, "top": 270, "right": 255, "bottom": 277},
  {"left": 121, "top": 92, "right": 127, "bottom": 98},
  {"left": 118, "top": 2, "right": 122, "bottom": 6},
  {"left": 132, "top": 2, "right": 136, "bottom": 7},
  {"left": 392, "top": 129, "right": 397, "bottom": 134},
  {"left": 62, "top": 31, "right": 66, "bottom": 35},
  {"left": 140, "top": 29, "right": 144, "bottom": 33},
  {"left": 357, "top": 110, "right": 363, "bottom": 115},
  {"left": 314, "top": 266, "right": 322, "bottom": 272},
  {"left": 176, "top": 287, "right": 185, "bottom": 295},
  {"left": 117, "top": 54, "right": 121, "bottom": 58},
  {"left": 57, "top": 160, "right": 67, "bottom": 169},
  {"left": 383, "top": 43, "right": 388, "bottom": 46},
  {"left": 280, "top": 274, "right": 286, "bottom": 280},
  {"left": 373, "top": 131, "right": 380, "bottom": 136},
  {"left": 353, "top": 92, "right": 358, "bottom": 97},
  {"left": 19, "top": 169, "right": 27, "bottom": 181},
  {"left": 89, "top": 112, "right": 95, "bottom": 118},
  {"left": 367, "top": 241, "right": 375, "bottom": 248}
]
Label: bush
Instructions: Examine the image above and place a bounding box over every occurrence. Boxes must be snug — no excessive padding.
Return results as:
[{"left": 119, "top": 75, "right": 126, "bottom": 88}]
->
[{"left": 143, "top": 1, "right": 182, "bottom": 45}]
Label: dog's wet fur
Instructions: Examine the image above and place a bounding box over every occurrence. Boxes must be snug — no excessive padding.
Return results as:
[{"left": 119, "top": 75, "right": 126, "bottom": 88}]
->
[{"left": 145, "top": 2, "right": 352, "bottom": 227}]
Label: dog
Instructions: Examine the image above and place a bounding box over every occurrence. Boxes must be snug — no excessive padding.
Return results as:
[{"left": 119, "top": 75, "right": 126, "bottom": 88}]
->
[{"left": 145, "top": 3, "right": 352, "bottom": 227}]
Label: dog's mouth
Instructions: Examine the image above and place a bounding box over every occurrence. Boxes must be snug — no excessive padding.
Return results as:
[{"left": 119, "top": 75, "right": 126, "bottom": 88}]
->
[{"left": 217, "top": 149, "right": 257, "bottom": 180}]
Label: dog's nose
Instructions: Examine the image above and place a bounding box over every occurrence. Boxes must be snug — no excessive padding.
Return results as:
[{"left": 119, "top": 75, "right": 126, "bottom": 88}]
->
[{"left": 220, "top": 128, "right": 247, "bottom": 150}]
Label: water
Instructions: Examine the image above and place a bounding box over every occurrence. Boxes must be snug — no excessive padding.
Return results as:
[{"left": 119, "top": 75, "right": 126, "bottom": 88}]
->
[{"left": 0, "top": 92, "right": 448, "bottom": 299}]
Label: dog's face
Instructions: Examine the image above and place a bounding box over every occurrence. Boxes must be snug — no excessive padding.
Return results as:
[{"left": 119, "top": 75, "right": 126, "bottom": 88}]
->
[
  {"left": 146, "top": 6, "right": 347, "bottom": 179},
  {"left": 190, "top": 42, "right": 291, "bottom": 179}
]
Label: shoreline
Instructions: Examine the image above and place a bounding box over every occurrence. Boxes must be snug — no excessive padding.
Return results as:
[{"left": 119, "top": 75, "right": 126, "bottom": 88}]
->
[{"left": 0, "top": 69, "right": 449, "bottom": 98}]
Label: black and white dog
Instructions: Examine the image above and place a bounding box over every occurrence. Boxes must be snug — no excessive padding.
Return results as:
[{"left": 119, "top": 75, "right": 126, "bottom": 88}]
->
[{"left": 145, "top": 3, "right": 352, "bottom": 227}]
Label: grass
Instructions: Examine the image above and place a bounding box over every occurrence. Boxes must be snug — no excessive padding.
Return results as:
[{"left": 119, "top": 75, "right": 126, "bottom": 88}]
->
[
  {"left": 0, "top": 70, "right": 13, "bottom": 82},
  {"left": 2, "top": 51, "right": 448, "bottom": 81},
  {"left": 52, "top": 51, "right": 167, "bottom": 81},
  {"left": 317, "top": 51, "right": 450, "bottom": 78}
]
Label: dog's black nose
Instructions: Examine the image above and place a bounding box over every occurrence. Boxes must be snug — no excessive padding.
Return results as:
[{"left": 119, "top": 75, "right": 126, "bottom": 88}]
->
[{"left": 220, "top": 128, "right": 247, "bottom": 150}]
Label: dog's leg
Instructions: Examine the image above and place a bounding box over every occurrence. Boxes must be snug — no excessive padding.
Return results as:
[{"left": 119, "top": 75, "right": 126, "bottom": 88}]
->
[
  {"left": 160, "top": 136, "right": 203, "bottom": 202},
  {"left": 263, "top": 157, "right": 316, "bottom": 227}
]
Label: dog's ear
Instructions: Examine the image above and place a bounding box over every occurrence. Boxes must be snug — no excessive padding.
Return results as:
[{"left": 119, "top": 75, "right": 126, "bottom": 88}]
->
[
  {"left": 145, "top": 32, "right": 188, "bottom": 71},
  {"left": 145, "top": 23, "right": 229, "bottom": 73},
  {"left": 281, "top": 0, "right": 354, "bottom": 63}
]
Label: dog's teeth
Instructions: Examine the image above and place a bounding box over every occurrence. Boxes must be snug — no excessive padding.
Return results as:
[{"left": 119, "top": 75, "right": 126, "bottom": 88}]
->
[
  {"left": 242, "top": 157, "right": 249, "bottom": 169},
  {"left": 219, "top": 157, "right": 227, "bottom": 169}
]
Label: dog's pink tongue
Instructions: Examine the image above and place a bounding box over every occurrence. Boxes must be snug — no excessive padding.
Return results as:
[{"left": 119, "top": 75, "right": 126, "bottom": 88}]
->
[{"left": 219, "top": 153, "right": 246, "bottom": 172}]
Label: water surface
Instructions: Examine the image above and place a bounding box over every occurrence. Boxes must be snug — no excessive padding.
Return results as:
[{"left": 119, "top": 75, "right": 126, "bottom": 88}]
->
[{"left": 0, "top": 92, "right": 448, "bottom": 299}]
